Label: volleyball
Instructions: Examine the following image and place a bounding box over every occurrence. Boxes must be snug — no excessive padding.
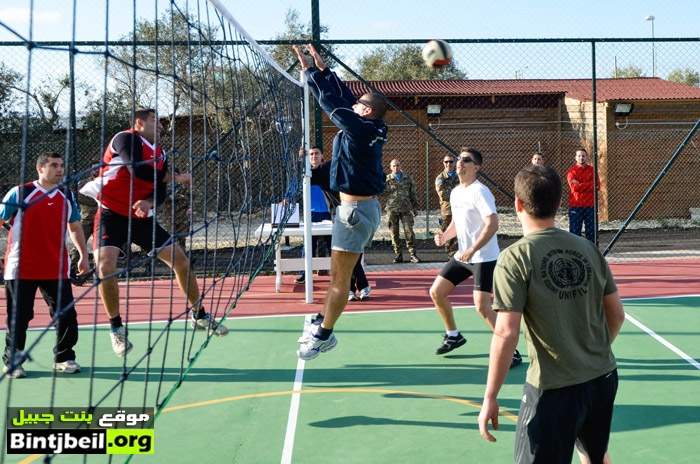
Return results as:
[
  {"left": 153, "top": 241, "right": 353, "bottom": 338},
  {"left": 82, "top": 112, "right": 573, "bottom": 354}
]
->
[{"left": 422, "top": 39, "right": 453, "bottom": 68}]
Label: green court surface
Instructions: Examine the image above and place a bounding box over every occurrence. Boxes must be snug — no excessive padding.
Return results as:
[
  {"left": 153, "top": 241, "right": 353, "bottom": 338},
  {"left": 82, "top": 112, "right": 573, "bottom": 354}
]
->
[{"left": 2, "top": 296, "right": 699, "bottom": 463}]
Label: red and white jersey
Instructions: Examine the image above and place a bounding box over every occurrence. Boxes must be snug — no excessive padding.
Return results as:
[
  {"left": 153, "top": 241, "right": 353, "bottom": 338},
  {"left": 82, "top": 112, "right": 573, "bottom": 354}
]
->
[
  {"left": 1, "top": 181, "right": 80, "bottom": 280},
  {"left": 80, "top": 129, "right": 168, "bottom": 218}
]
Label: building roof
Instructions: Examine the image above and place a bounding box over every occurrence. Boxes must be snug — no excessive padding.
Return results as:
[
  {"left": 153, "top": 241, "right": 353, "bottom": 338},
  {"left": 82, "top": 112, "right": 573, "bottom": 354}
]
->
[{"left": 344, "top": 77, "right": 700, "bottom": 102}]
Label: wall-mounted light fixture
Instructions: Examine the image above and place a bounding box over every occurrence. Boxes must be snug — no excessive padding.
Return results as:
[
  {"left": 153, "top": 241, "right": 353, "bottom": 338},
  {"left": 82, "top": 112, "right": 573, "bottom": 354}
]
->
[
  {"left": 614, "top": 102, "right": 634, "bottom": 116},
  {"left": 427, "top": 104, "right": 442, "bottom": 116}
]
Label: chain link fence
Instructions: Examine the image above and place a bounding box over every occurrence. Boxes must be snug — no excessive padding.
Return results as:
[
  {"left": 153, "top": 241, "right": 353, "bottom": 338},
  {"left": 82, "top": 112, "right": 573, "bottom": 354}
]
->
[
  {"left": 1, "top": 37, "right": 698, "bottom": 274},
  {"left": 310, "top": 39, "right": 700, "bottom": 268}
]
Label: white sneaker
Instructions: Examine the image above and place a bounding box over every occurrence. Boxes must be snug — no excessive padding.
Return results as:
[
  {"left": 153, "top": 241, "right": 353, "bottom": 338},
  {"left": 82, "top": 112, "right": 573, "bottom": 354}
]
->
[
  {"left": 54, "top": 360, "right": 81, "bottom": 374},
  {"left": 359, "top": 286, "right": 371, "bottom": 301},
  {"left": 3, "top": 364, "right": 26, "bottom": 379},
  {"left": 348, "top": 291, "right": 358, "bottom": 301},
  {"left": 191, "top": 312, "right": 229, "bottom": 336},
  {"left": 297, "top": 333, "right": 338, "bottom": 361},
  {"left": 110, "top": 327, "right": 133, "bottom": 357},
  {"left": 298, "top": 314, "right": 323, "bottom": 343}
]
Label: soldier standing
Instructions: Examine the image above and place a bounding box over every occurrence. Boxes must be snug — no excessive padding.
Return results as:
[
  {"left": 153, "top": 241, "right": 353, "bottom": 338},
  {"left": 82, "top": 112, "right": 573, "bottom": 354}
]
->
[
  {"left": 384, "top": 159, "right": 420, "bottom": 263},
  {"left": 435, "top": 154, "right": 459, "bottom": 256}
]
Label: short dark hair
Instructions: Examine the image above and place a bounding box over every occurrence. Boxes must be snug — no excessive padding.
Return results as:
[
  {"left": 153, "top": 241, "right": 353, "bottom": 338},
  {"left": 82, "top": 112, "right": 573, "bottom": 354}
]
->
[
  {"left": 514, "top": 165, "right": 562, "bottom": 219},
  {"left": 362, "top": 93, "right": 388, "bottom": 119},
  {"left": 309, "top": 145, "right": 323, "bottom": 153},
  {"left": 460, "top": 147, "right": 483, "bottom": 165},
  {"left": 36, "top": 151, "right": 63, "bottom": 168},
  {"left": 132, "top": 108, "right": 155, "bottom": 125}
]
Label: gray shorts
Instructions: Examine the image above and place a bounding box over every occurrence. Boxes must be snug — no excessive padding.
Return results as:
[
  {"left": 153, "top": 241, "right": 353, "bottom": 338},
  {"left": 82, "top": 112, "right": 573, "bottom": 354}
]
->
[{"left": 331, "top": 198, "right": 381, "bottom": 254}]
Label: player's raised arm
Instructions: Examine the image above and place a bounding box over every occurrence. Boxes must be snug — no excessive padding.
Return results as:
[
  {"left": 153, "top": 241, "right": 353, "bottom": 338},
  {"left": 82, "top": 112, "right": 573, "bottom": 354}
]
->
[{"left": 299, "top": 44, "right": 359, "bottom": 116}]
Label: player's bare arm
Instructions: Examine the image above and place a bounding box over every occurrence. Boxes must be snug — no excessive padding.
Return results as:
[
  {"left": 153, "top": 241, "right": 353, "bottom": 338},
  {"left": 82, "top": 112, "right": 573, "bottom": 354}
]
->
[
  {"left": 478, "top": 311, "right": 522, "bottom": 442},
  {"left": 603, "top": 291, "right": 625, "bottom": 341},
  {"left": 459, "top": 213, "right": 498, "bottom": 262},
  {"left": 68, "top": 221, "right": 89, "bottom": 275},
  {"left": 434, "top": 219, "right": 456, "bottom": 246}
]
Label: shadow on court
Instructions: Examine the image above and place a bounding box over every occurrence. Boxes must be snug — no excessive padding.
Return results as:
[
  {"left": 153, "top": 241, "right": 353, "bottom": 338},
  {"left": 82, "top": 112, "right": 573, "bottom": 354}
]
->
[
  {"left": 18, "top": 364, "right": 527, "bottom": 388},
  {"left": 612, "top": 404, "right": 700, "bottom": 432},
  {"left": 309, "top": 415, "right": 518, "bottom": 432}
]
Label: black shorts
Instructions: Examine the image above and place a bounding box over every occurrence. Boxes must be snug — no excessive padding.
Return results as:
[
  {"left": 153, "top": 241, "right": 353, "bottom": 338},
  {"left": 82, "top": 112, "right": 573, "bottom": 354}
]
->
[
  {"left": 438, "top": 258, "right": 496, "bottom": 292},
  {"left": 94, "top": 208, "right": 172, "bottom": 253},
  {"left": 515, "top": 369, "right": 618, "bottom": 464}
]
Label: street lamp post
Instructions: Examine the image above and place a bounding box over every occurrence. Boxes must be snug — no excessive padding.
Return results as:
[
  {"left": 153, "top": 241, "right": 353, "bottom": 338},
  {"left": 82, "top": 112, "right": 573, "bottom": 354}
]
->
[{"left": 645, "top": 15, "right": 656, "bottom": 77}]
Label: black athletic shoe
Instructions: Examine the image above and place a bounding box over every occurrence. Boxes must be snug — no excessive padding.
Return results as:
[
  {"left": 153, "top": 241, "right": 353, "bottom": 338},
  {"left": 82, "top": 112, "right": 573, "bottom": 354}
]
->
[
  {"left": 295, "top": 274, "right": 305, "bottom": 284},
  {"left": 436, "top": 333, "right": 466, "bottom": 355},
  {"left": 393, "top": 254, "right": 404, "bottom": 264},
  {"left": 510, "top": 349, "right": 523, "bottom": 368}
]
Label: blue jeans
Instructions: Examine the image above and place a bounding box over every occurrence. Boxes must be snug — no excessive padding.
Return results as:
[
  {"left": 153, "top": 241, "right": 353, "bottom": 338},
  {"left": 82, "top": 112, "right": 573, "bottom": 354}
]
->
[{"left": 569, "top": 207, "right": 595, "bottom": 243}]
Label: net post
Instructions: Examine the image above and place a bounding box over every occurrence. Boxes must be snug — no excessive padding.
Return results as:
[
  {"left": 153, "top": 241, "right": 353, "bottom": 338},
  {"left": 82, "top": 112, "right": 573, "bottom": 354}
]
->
[
  {"left": 311, "top": 0, "right": 324, "bottom": 151},
  {"left": 301, "top": 71, "right": 314, "bottom": 303}
]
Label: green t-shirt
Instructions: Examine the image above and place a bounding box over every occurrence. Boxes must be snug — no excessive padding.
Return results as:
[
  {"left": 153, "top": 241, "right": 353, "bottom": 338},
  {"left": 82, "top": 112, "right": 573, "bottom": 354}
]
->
[{"left": 493, "top": 227, "right": 618, "bottom": 390}]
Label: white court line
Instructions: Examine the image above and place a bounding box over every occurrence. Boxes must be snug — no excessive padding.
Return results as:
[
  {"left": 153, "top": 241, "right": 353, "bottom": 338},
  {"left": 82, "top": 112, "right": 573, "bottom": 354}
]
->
[
  {"left": 9, "top": 292, "right": 699, "bottom": 458},
  {"left": 16, "top": 294, "right": 700, "bottom": 372},
  {"left": 17, "top": 293, "right": 700, "bottom": 330},
  {"left": 623, "top": 312, "right": 700, "bottom": 371},
  {"left": 272, "top": 293, "right": 700, "bottom": 461},
  {"left": 19, "top": 305, "right": 443, "bottom": 331},
  {"left": 621, "top": 293, "right": 700, "bottom": 302},
  {"left": 281, "top": 356, "right": 305, "bottom": 464},
  {"left": 620, "top": 293, "right": 700, "bottom": 371}
]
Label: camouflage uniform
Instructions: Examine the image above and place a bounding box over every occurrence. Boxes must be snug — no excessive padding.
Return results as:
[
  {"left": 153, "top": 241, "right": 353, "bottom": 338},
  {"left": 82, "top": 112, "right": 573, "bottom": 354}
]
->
[
  {"left": 435, "top": 169, "right": 459, "bottom": 255},
  {"left": 384, "top": 172, "right": 419, "bottom": 262}
]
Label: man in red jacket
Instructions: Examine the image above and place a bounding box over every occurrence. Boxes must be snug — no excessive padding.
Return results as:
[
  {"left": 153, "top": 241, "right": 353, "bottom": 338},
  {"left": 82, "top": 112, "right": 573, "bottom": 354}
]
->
[{"left": 566, "top": 149, "right": 599, "bottom": 243}]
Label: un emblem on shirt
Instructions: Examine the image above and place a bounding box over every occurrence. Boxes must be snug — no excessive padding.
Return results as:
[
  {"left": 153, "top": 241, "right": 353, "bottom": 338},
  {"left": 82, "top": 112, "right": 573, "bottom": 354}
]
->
[{"left": 541, "top": 249, "right": 592, "bottom": 300}]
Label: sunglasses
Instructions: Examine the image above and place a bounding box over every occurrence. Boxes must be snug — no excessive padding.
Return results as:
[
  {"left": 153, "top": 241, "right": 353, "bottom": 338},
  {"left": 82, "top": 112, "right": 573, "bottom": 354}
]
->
[
  {"left": 443, "top": 160, "right": 454, "bottom": 164},
  {"left": 459, "top": 157, "right": 475, "bottom": 164},
  {"left": 356, "top": 99, "right": 375, "bottom": 110}
]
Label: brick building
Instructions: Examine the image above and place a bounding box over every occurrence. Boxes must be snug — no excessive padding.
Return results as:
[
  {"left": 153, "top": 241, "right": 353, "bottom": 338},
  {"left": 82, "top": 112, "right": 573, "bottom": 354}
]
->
[{"left": 330, "top": 78, "right": 700, "bottom": 221}]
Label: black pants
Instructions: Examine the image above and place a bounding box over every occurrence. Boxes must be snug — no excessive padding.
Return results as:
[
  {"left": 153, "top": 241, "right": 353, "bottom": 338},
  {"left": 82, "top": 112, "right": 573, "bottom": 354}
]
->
[
  {"left": 4, "top": 279, "right": 78, "bottom": 365},
  {"left": 515, "top": 370, "right": 618, "bottom": 464},
  {"left": 298, "top": 212, "right": 332, "bottom": 278},
  {"left": 350, "top": 254, "right": 369, "bottom": 292}
]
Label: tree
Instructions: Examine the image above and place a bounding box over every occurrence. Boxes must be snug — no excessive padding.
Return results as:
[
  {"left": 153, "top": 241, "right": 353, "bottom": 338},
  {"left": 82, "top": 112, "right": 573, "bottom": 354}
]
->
[
  {"left": 612, "top": 65, "right": 645, "bottom": 78},
  {"left": 667, "top": 67, "right": 700, "bottom": 87},
  {"left": 349, "top": 45, "right": 467, "bottom": 81},
  {"left": 81, "top": 88, "right": 133, "bottom": 139},
  {"left": 0, "top": 64, "right": 21, "bottom": 116},
  {"left": 108, "top": 12, "right": 221, "bottom": 119},
  {"left": 0, "top": 71, "right": 78, "bottom": 129},
  {"left": 0, "top": 64, "right": 22, "bottom": 131},
  {"left": 269, "top": 9, "right": 335, "bottom": 72}
]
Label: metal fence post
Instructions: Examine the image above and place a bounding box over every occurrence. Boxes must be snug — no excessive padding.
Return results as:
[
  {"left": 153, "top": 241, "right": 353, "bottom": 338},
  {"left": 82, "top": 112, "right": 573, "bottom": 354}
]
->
[
  {"left": 591, "top": 40, "right": 599, "bottom": 246},
  {"left": 425, "top": 140, "right": 430, "bottom": 237}
]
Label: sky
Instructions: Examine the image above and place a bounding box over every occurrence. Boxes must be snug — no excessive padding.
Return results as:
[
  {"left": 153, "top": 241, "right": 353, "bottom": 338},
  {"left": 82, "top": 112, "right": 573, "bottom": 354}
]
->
[
  {"left": 0, "top": 1, "right": 698, "bottom": 89},
  {"left": 0, "top": 0, "right": 698, "bottom": 43}
]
